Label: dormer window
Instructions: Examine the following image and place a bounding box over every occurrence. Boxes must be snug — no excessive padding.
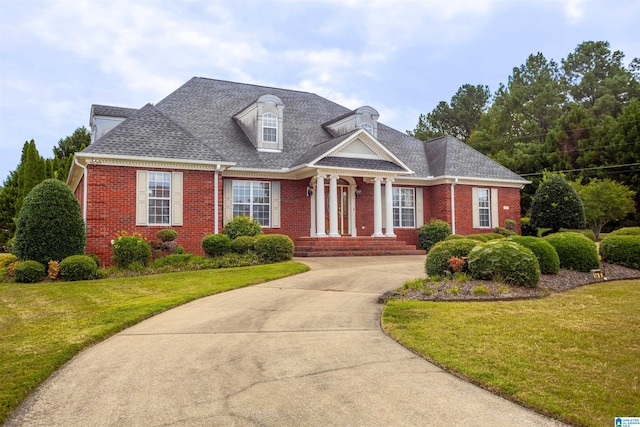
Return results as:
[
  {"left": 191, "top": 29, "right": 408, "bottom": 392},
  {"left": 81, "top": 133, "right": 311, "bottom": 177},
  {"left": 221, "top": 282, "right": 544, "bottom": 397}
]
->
[
  {"left": 263, "top": 113, "right": 277, "bottom": 143},
  {"left": 361, "top": 123, "right": 373, "bottom": 134}
]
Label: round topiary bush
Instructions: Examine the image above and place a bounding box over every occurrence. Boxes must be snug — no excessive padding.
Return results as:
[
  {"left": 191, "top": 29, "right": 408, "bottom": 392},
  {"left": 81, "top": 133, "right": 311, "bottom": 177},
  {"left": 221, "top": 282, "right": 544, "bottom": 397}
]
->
[
  {"left": 202, "top": 234, "right": 232, "bottom": 257},
  {"left": 609, "top": 227, "right": 640, "bottom": 237},
  {"left": 156, "top": 229, "right": 178, "bottom": 242},
  {"left": 13, "top": 179, "right": 85, "bottom": 265},
  {"left": 530, "top": 173, "right": 585, "bottom": 232},
  {"left": 14, "top": 261, "right": 46, "bottom": 283},
  {"left": 254, "top": 234, "right": 294, "bottom": 262},
  {"left": 87, "top": 254, "right": 100, "bottom": 268},
  {"left": 543, "top": 232, "right": 600, "bottom": 272},
  {"left": 425, "top": 238, "right": 479, "bottom": 277},
  {"left": 506, "top": 236, "right": 560, "bottom": 274},
  {"left": 467, "top": 240, "right": 540, "bottom": 287},
  {"left": 559, "top": 228, "right": 596, "bottom": 241},
  {"left": 112, "top": 236, "right": 151, "bottom": 269},
  {"left": 600, "top": 235, "right": 640, "bottom": 269},
  {"left": 224, "top": 215, "right": 263, "bottom": 240},
  {"left": 59, "top": 255, "right": 98, "bottom": 281},
  {"left": 418, "top": 219, "right": 451, "bottom": 252},
  {"left": 230, "top": 236, "right": 256, "bottom": 254}
]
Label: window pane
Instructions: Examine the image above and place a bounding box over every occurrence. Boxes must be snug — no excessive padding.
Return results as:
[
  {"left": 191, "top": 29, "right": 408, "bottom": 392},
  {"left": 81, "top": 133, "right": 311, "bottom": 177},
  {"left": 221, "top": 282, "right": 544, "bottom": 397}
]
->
[
  {"left": 232, "top": 180, "right": 270, "bottom": 227},
  {"left": 252, "top": 205, "right": 270, "bottom": 226},
  {"left": 148, "top": 172, "right": 171, "bottom": 224},
  {"left": 263, "top": 113, "right": 277, "bottom": 142}
]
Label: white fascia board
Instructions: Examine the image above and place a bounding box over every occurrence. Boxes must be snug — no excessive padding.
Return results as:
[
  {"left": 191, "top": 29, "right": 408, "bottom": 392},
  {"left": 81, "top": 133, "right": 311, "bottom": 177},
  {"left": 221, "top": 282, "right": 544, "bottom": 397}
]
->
[
  {"left": 75, "top": 153, "right": 236, "bottom": 169},
  {"left": 395, "top": 175, "right": 530, "bottom": 188}
]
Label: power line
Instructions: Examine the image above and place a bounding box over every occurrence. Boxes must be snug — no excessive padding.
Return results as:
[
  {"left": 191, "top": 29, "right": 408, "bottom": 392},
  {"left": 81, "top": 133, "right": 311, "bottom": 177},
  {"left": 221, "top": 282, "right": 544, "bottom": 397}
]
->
[{"left": 520, "top": 162, "right": 640, "bottom": 177}]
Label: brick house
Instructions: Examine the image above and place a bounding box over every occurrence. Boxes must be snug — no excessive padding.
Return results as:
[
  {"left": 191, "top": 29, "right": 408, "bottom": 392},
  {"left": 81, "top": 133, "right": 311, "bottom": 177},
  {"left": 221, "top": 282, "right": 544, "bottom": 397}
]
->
[{"left": 67, "top": 78, "right": 528, "bottom": 264}]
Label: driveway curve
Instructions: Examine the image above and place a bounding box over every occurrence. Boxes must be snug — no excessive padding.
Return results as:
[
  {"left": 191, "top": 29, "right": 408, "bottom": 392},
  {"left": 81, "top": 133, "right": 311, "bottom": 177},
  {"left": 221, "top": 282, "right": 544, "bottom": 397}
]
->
[{"left": 7, "top": 256, "right": 564, "bottom": 426}]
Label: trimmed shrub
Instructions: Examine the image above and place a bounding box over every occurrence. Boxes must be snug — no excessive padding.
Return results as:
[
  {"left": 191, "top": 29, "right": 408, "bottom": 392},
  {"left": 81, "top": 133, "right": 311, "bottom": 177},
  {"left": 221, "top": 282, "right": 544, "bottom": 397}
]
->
[
  {"left": 447, "top": 233, "right": 504, "bottom": 242},
  {"left": 174, "top": 245, "right": 185, "bottom": 254},
  {"left": 467, "top": 240, "right": 540, "bottom": 288},
  {"left": 254, "top": 234, "right": 294, "bottom": 262},
  {"left": 87, "top": 254, "right": 100, "bottom": 268},
  {"left": 156, "top": 229, "right": 178, "bottom": 242},
  {"left": 14, "top": 261, "right": 46, "bottom": 283},
  {"left": 505, "top": 219, "right": 516, "bottom": 232},
  {"left": 444, "top": 234, "right": 467, "bottom": 241},
  {"left": 559, "top": 228, "right": 596, "bottom": 241},
  {"left": 506, "top": 236, "right": 560, "bottom": 274},
  {"left": 425, "top": 238, "right": 479, "bottom": 277},
  {"left": 202, "top": 234, "right": 231, "bottom": 257},
  {"left": 543, "top": 232, "right": 600, "bottom": 272},
  {"left": 1, "top": 254, "right": 18, "bottom": 268},
  {"left": 112, "top": 236, "right": 151, "bottom": 269},
  {"left": 530, "top": 173, "right": 585, "bottom": 232},
  {"left": 493, "top": 226, "right": 517, "bottom": 237},
  {"left": 609, "top": 227, "right": 640, "bottom": 237},
  {"left": 600, "top": 235, "right": 640, "bottom": 269},
  {"left": 224, "top": 215, "right": 263, "bottom": 240},
  {"left": 418, "top": 219, "right": 451, "bottom": 252},
  {"left": 231, "top": 236, "right": 256, "bottom": 254},
  {"left": 520, "top": 217, "right": 538, "bottom": 237},
  {"left": 59, "top": 255, "right": 98, "bottom": 281},
  {"left": 13, "top": 179, "right": 85, "bottom": 265}
]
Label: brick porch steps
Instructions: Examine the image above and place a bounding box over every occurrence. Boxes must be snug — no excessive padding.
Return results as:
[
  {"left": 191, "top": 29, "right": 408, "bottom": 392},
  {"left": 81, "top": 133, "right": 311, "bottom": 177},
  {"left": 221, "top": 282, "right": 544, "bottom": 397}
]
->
[{"left": 294, "top": 236, "right": 426, "bottom": 257}]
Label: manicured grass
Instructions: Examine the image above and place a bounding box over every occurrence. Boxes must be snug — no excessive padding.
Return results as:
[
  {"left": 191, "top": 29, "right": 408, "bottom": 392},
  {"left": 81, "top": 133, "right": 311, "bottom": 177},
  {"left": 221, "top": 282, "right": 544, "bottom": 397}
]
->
[
  {"left": 0, "top": 261, "right": 309, "bottom": 423},
  {"left": 383, "top": 280, "right": 640, "bottom": 427}
]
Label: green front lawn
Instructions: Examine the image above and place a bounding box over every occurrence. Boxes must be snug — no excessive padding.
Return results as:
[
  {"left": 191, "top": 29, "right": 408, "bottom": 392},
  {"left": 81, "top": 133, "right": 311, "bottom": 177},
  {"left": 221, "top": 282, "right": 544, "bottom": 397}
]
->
[
  {"left": 0, "top": 261, "right": 309, "bottom": 423},
  {"left": 383, "top": 280, "right": 640, "bottom": 427}
]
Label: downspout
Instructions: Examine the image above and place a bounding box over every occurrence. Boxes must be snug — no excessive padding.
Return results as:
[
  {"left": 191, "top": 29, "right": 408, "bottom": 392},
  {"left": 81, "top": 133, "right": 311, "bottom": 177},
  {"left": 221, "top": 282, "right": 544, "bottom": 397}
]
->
[
  {"left": 450, "top": 178, "right": 458, "bottom": 235},
  {"left": 214, "top": 164, "right": 220, "bottom": 234},
  {"left": 73, "top": 157, "right": 88, "bottom": 225}
]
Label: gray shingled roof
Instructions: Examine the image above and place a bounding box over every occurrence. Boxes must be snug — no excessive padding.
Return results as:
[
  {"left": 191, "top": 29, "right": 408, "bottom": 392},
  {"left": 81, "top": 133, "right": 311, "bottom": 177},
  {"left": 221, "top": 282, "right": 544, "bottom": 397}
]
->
[
  {"left": 316, "top": 157, "right": 407, "bottom": 172},
  {"left": 85, "top": 77, "right": 527, "bottom": 183},
  {"left": 92, "top": 104, "right": 137, "bottom": 118},
  {"left": 84, "top": 103, "right": 227, "bottom": 162}
]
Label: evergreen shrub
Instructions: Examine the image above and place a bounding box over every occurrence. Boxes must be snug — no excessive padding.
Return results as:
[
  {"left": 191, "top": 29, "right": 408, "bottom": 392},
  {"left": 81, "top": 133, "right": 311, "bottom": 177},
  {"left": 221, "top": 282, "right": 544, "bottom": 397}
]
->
[
  {"left": 254, "top": 234, "right": 294, "bottom": 262},
  {"left": 13, "top": 179, "right": 85, "bottom": 265},
  {"left": 506, "top": 236, "right": 560, "bottom": 274},
  {"left": 202, "top": 234, "right": 231, "bottom": 257},
  {"left": 530, "top": 173, "right": 585, "bottom": 232},
  {"left": 467, "top": 240, "right": 540, "bottom": 288},
  {"left": 543, "top": 232, "right": 600, "bottom": 272},
  {"left": 600, "top": 235, "right": 640, "bottom": 269},
  {"left": 156, "top": 229, "right": 178, "bottom": 242},
  {"left": 493, "top": 227, "right": 517, "bottom": 237},
  {"left": 59, "top": 255, "right": 98, "bottom": 281},
  {"left": 520, "top": 217, "right": 538, "bottom": 237},
  {"left": 425, "top": 238, "right": 479, "bottom": 277},
  {"left": 418, "top": 219, "right": 451, "bottom": 252},
  {"left": 1, "top": 254, "right": 18, "bottom": 268},
  {"left": 609, "top": 227, "right": 640, "bottom": 237},
  {"left": 112, "top": 235, "right": 151, "bottom": 269},
  {"left": 14, "top": 261, "right": 46, "bottom": 283},
  {"left": 231, "top": 236, "right": 256, "bottom": 254},
  {"left": 559, "top": 228, "right": 596, "bottom": 241},
  {"left": 88, "top": 254, "right": 100, "bottom": 268},
  {"left": 224, "top": 215, "right": 263, "bottom": 240}
]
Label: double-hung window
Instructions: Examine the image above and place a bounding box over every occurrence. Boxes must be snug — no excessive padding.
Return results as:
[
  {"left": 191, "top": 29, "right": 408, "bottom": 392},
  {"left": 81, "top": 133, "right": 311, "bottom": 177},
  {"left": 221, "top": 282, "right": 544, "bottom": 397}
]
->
[
  {"left": 262, "top": 113, "right": 277, "bottom": 143},
  {"left": 478, "top": 188, "right": 491, "bottom": 228},
  {"left": 392, "top": 187, "right": 415, "bottom": 228},
  {"left": 148, "top": 172, "right": 171, "bottom": 225},
  {"left": 232, "top": 181, "right": 271, "bottom": 226}
]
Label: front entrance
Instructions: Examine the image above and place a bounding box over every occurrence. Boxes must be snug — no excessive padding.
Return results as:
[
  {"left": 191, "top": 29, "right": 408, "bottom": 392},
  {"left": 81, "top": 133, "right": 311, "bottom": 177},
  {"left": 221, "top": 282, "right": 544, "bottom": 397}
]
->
[{"left": 325, "top": 182, "right": 351, "bottom": 236}]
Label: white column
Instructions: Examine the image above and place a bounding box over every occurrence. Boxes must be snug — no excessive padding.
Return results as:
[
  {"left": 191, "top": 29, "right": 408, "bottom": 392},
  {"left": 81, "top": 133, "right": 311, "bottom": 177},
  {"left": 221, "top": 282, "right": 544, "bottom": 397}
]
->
[
  {"left": 310, "top": 181, "right": 316, "bottom": 237},
  {"left": 328, "top": 175, "right": 340, "bottom": 237},
  {"left": 316, "top": 175, "right": 327, "bottom": 237},
  {"left": 372, "top": 177, "right": 384, "bottom": 237},
  {"left": 385, "top": 178, "right": 395, "bottom": 237}
]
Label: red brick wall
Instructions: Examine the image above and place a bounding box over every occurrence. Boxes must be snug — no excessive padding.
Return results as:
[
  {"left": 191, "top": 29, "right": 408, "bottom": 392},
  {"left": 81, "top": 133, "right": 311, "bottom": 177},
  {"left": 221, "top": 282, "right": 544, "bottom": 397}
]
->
[
  {"left": 452, "top": 185, "right": 521, "bottom": 235},
  {"left": 84, "top": 165, "right": 218, "bottom": 265}
]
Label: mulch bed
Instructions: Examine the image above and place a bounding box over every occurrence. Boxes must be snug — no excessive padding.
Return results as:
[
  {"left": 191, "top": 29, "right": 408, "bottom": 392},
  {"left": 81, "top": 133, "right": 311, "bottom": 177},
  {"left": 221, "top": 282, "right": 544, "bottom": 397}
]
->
[{"left": 380, "top": 262, "right": 640, "bottom": 302}]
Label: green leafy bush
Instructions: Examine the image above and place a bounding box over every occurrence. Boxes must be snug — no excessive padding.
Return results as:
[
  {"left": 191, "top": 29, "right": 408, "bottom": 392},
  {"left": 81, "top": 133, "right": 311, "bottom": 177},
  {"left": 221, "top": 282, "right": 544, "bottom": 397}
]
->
[
  {"left": 520, "top": 217, "right": 538, "bottom": 237},
  {"left": 543, "top": 232, "right": 600, "bottom": 272},
  {"left": 493, "top": 227, "right": 517, "bottom": 237},
  {"left": 447, "top": 233, "right": 504, "bottom": 242},
  {"left": 149, "top": 254, "right": 194, "bottom": 268},
  {"left": 224, "top": 215, "right": 263, "bottom": 240},
  {"left": 156, "top": 229, "right": 178, "bottom": 242},
  {"left": 254, "top": 234, "right": 294, "bottom": 262},
  {"left": 609, "top": 227, "right": 640, "bottom": 237},
  {"left": 418, "top": 219, "right": 451, "bottom": 252},
  {"left": 504, "top": 219, "right": 516, "bottom": 231},
  {"left": 231, "top": 236, "right": 256, "bottom": 254},
  {"left": 506, "top": 236, "right": 560, "bottom": 274},
  {"left": 530, "top": 173, "right": 585, "bottom": 232},
  {"left": 202, "top": 234, "right": 231, "bottom": 257},
  {"left": 467, "top": 240, "right": 540, "bottom": 287},
  {"left": 1, "top": 254, "right": 18, "bottom": 268},
  {"left": 7, "top": 237, "right": 16, "bottom": 255},
  {"left": 559, "top": 228, "right": 596, "bottom": 241},
  {"left": 600, "top": 235, "right": 640, "bottom": 269},
  {"left": 14, "top": 261, "right": 46, "bottom": 283},
  {"left": 87, "top": 254, "right": 100, "bottom": 268},
  {"left": 59, "top": 255, "right": 98, "bottom": 281},
  {"left": 174, "top": 245, "right": 185, "bottom": 254},
  {"left": 112, "top": 236, "right": 151, "bottom": 269},
  {"left": 425, "top": 238, "right": 479, "bottom": 277},
  {"left": 13, "top": 179, "right": 85, "bottom": 265}
]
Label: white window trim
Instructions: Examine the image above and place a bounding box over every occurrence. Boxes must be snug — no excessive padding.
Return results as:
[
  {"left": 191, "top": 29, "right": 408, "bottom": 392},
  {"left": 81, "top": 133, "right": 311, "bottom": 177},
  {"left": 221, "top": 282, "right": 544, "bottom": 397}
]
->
[
  {"left": 136, "top": 170, "right": 183, "bottom": 226},
  {"left": 393, "top": 187, "right": 416, "bottom": 228},
  {"left": 262, "top": 113, "right": 277, "bottom": 143},
  {"left": 478, "top": 188, "right": 490, "bottom": 228},
  {"left": 232, "top": 180, "right": 272, "bottom": 227},
  {"left": 472, "top": 187, "right": 499, "bottom": 229},
  {"left": 148, "top": 172, "right": 172, "bottom": 226}
]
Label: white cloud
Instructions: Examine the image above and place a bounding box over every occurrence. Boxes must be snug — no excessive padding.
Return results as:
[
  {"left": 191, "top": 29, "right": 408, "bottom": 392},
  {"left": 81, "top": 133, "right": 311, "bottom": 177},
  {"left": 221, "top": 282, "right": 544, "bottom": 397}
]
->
[{"left": 564, "top": 0, "right": 586, "bottom": 24}]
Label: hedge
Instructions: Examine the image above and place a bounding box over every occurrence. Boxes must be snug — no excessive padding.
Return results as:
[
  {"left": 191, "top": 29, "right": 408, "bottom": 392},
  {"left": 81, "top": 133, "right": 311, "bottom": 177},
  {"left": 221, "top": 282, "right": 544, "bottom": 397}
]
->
[
  {"left": 254, "top": 234, "right": 294, "bottom": 262},
  {"left": 202, "top": 234, "right": 232, "bottom": 257},
  {"left": 467, "top": 240, "right": 540, "bottom": 287},
  {"left": 425, "top": 238, "right": 479, "bottom": 277},
  {"left": 417, "top": 219, "right": 451, "bottom": 252},
  {"left": 543, "top": 232, "right": 599, "bottom": 272},
  {"left": 600, "top": 235, "right": 640, "bottom": 269},
  {"left": 59, "top": 255, "right": 98, "bottom": 281},
  {"left": 506, "top": 236, "right": 560, "bottom": 274}
]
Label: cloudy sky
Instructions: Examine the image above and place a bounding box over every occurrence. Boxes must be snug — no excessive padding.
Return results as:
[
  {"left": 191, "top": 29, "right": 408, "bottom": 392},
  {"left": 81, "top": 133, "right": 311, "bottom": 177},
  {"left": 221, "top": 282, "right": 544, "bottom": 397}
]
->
[{"left": 0, "top": 0, "right": 638, "bottom": 180}]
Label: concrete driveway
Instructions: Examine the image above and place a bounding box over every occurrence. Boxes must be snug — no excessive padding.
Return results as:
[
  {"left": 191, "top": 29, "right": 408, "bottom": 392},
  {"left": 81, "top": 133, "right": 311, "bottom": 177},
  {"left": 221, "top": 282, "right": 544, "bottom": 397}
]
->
[{"left": 7, "top": 256, "right": 564, "bottom": 426}]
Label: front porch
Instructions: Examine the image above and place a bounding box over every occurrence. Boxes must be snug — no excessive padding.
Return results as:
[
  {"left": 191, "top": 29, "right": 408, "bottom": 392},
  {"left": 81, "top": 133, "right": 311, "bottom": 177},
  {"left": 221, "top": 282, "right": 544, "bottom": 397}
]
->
[{"left": 294, "top": 236, "right": 425, "bottom": 257}]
